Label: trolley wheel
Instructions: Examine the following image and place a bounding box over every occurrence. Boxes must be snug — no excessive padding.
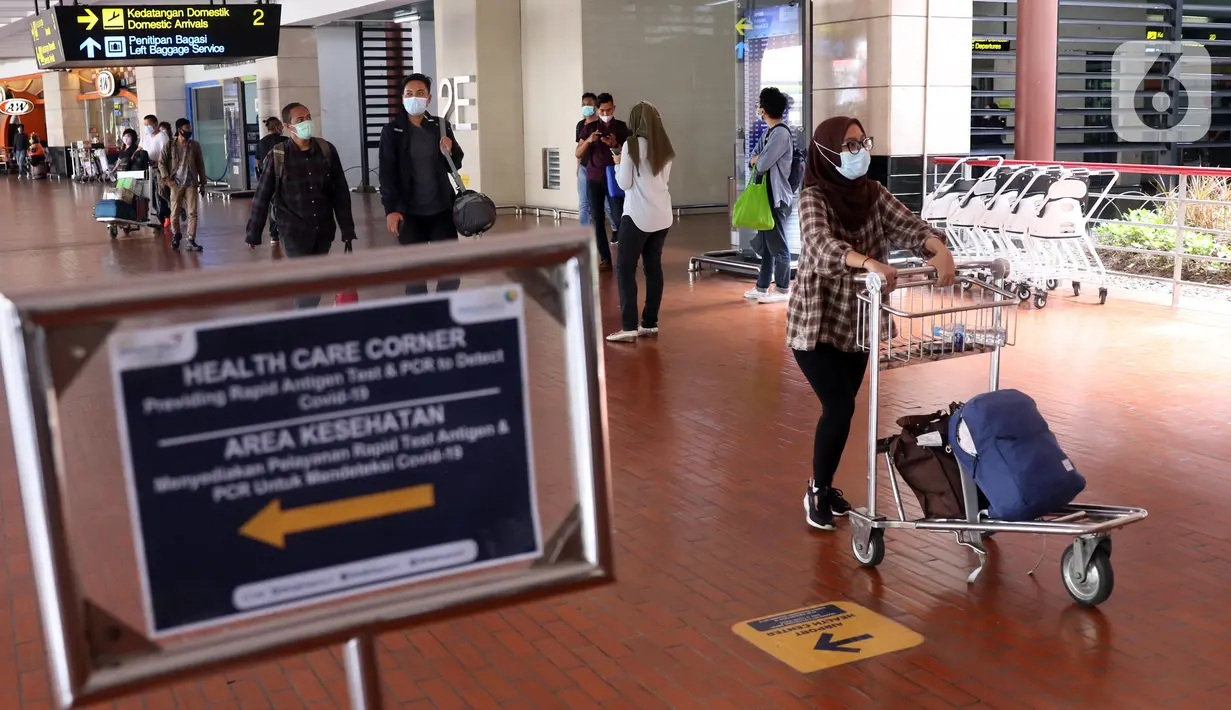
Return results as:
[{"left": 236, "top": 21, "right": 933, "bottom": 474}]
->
[
  {"left": 1072, "top": 282, "right": 1082, "bottom": 297},
  {"left": 1046, "top": 279, "right": 1059, "bottom": 291},
  {"left": 960, "top": 279, "right": 974, "bottom": 291},
  {"left": 852, "top": 528, "right": 885, "bottom": 567},
  {"left": 1061, "top": 544, "right": 1115, "bottom": 606},
  {"left": 1016, "top": 284, "right": 1032, "bottom": 301},
  {"left": 108, "top": 224, "right": 118, "bottom": 239},
  {"left": 1033, "top": 292, "right": 1048, "bottom": 309},
  {"left": 1098, "top": 287, "right": 1108, "bottom": 305}
]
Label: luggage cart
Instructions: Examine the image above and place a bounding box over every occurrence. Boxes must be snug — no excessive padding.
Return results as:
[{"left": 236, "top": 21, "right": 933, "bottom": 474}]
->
[
  {"left": 96, "top": 169, "right": 157, "bottom": 239},
  {"left": 849, "top": 259, "right": 1147, "bottom": 606}
]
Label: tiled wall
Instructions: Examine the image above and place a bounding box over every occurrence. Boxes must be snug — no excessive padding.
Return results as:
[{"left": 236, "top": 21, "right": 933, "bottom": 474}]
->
[
  {"left": 521, "top": 0, "right": 584, "bottom": 211},
  {"left": 579, "top": 0, "right": 736, "bottom": 207},
  {"left": 812, "top": 0, "right": 972, "bottom": 158}
]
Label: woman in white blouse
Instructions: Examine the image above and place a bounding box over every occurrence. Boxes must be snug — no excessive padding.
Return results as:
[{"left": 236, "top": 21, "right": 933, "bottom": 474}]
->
[{"left": 606, "top": 102, "right": 675, "bottom": 343}]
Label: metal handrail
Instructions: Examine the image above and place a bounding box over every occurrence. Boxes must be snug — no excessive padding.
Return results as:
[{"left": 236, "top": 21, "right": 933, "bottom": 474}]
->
[{"left": 929, "top": 157, "right": 1231, "bottom": 306}]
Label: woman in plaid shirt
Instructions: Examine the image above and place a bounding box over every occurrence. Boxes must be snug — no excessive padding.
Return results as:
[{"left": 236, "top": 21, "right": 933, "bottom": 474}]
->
[{"left": 793, "top": 116, "right": 956, "bottom": 531}]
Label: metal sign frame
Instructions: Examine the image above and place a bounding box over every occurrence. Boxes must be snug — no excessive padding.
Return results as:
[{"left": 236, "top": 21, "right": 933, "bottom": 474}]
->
[{"left": 0, "top": 229, "right": 614, "bottom": 709}]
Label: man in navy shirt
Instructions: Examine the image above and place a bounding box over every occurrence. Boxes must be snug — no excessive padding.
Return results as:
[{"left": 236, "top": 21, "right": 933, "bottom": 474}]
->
[{"left": 575, "top": 93, "right": 629, "bottom": 270}]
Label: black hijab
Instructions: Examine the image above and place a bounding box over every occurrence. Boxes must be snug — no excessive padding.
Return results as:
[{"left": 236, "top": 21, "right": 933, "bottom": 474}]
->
[{"left": 803, "top": 116, "right": 878, "bottom": 231}]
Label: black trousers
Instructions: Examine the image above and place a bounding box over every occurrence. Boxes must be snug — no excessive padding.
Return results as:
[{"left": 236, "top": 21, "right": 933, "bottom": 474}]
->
[
  {"left": 399, "top": 210, "right": 460, "bottom": 294},
  {"left": 615, "top": 216, "right": 668, "bottom": 331},
  {"left": 281, "top": 233, "right": 334, "bottom": 308},
  {"left": 586, "top": 179, "right": 623, "bottom": 263},
  {"left": 792, "top": 345, "right": 869, "bottom": 489}
]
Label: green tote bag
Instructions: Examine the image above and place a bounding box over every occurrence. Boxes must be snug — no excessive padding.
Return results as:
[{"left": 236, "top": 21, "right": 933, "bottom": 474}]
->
[{"left": 732, "top": 173, "right": 775, "bottom": 231}]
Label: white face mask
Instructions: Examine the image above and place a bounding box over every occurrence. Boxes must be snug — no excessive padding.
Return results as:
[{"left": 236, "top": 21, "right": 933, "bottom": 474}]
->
[
  {"left": 599, "top": 114, "right": 613, "bottom": 123},
  {"left": 817, "top": 141, "right": 871, "bottom": 180},
  {"left": 404, "top": 96, "right": 429, "bottom": 116}
]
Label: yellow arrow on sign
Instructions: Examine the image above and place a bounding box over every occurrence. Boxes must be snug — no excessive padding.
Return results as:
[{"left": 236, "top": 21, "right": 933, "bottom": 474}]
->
[
  {"left": 77, "top": 8, "right": 99, "bottom": 31},
  {"left": 736, "top": 17, "right": 753, "bottom": 36},
  {"left": 240, "top": 484, "right": 436, "bottom": 548}
]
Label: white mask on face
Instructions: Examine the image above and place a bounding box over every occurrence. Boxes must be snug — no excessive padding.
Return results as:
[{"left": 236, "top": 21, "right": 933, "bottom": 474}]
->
[
  {"left": 404, "top": 96, "right": 429, "bottom": 116},
  {"left": 817, "top": 141, "right": 871, "bottom": 180},
  {"left": 599, "top": 114, "right": 613, "bottom": 123}
]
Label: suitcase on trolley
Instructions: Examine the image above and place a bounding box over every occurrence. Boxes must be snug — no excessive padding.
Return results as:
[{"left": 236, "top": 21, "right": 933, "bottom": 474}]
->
[
  {"left": 95, "top": 199, "right": 138, "bottom": 222},
  {"left": 949, "top": 389, "right": 1086, "bottom": 522}
]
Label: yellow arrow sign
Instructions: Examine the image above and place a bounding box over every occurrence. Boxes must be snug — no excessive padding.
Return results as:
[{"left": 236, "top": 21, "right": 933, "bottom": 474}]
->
[
  {"left": 77, "top": 8, "right": 98, "bottom": 31},
  {"left": 736, "top": 17, "right": 753, "bottom": 36},
  {"left": 241, "top": 484, "right": 436, "bottom": 548}
]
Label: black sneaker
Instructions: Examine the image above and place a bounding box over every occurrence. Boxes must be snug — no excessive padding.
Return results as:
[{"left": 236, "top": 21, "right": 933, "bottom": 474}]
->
[
  {"left": 185, "top": 239, "right": 204, "bottom": 252},
  {"left": 171, "top": 234, "right": 182, "bottom": 249},
  {"left": 804, "top": 485, "right": 835, "bottom": 531},
  {"left": 827, "top": 488, "right": 853, "bottom": 517}
]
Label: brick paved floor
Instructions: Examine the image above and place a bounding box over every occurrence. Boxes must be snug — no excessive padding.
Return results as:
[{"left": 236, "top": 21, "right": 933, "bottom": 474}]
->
[{"left": 0, "top": 176, "right": 1229, "bottom": 708}]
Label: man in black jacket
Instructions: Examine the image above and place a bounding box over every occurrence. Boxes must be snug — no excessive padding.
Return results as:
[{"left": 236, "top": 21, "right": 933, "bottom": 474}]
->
[
  {"left": 379, "top": 73, "right": 465, "bottom": 294},
  {"left": 12, "top": 124, "right": 28, "bottom": 177},
  {"left": 246, "top": 102, "right": 356, "bottom": 307},
  {"left": 254, "top": 117, "right": 289, "bottom": 242}
]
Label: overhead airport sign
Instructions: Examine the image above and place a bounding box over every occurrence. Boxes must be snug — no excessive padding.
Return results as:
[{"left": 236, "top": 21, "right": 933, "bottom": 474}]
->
[
  {"left": 32, "top": 4, "right": 281, "bottom": 70},
  {"left": 109, "top": 286, "right": 541, "bottom": 635}
]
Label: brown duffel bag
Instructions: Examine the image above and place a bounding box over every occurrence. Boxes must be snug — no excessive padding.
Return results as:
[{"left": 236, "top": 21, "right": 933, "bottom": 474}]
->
[{"left": 888, "top": 406, "right": 977, "bottom": 519}]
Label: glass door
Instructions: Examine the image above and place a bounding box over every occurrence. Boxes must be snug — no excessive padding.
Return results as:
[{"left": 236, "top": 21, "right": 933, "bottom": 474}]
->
[
  {"left": 734, "top": 0, "right": 808, "bottom": 255},
  {"left": 192, "top": 85, "right": 226, "bottom": 183}
]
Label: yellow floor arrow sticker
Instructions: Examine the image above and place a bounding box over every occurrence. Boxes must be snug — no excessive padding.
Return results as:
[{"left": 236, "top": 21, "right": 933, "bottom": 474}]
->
[
  {"left": 241, "top": 484, "right": 436, "bottom": 548},
  {"left": 733, "top": 602, "right": 923, "bottom": 673}
]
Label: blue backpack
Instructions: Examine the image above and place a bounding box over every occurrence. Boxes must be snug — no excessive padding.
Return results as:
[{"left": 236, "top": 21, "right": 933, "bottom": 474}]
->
[{"left": 949, "top": 390, "right": 1086, "bottom": 522}]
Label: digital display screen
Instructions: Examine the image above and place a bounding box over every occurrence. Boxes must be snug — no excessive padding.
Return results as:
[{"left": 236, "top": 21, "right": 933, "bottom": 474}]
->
[{"left": 34, "top": 4, "right": 281, "bottom": 69}]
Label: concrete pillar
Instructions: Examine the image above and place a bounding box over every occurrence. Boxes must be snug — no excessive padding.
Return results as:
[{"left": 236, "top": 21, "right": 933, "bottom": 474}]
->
[
  {"left": 813, "top": 0, "right": 973, "bottom": 194},
  {"left": 135, "top": 65, "right": 187, "bottom": 124},
  {"left": 433, "top": 0, "right": 525, "bottom": 205},
  {"left": 255, "top": 28, "right": 322, "bottom": 133},
  {"left": 1014, "top": 0, "right": 1058, "bottom": 161},
  {"left": 42, "top": 72, "right": 85, "bottom": 147}
]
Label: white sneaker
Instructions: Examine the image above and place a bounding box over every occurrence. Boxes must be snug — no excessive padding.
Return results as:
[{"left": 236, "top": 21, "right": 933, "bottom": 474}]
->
[
  {"left": 605, "top": 330, "right": 638, "bottom": 343},
  {"left": 757, "top": 290, "right": 790, "bottom": 304},
  {"left": 637, "top": 326, "right": 659, "bottom": 337},
  {"left": 744, "top": 288, "right": 767, "bottom": 301}
]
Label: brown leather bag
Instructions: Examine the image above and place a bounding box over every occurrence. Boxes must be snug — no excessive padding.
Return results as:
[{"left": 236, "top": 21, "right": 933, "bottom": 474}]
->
[{"left": 889, "top": 407, "right": 969, "bottom": 519}]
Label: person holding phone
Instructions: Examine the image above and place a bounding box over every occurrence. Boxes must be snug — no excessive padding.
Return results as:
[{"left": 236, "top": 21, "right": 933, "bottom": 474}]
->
[{"left": 576, "top": 92, "right": 630, "bottom": 270}]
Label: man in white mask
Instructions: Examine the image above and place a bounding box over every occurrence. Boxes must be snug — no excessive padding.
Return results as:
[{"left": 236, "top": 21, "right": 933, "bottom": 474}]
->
[
  {"left": 379, "top": 73, "right": 466, "bottom": 294},
  {"left": 245, "top": 102, "right": 355, "bottom": 307}
]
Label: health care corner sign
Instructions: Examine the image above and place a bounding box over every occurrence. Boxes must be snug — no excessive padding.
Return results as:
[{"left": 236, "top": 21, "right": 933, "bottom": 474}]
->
[
  {"left": 109, "top": 286, "right": 541, "bottom": 635},
  {"left": 32, "top": 4, "right": 281, "bottom": 70}
]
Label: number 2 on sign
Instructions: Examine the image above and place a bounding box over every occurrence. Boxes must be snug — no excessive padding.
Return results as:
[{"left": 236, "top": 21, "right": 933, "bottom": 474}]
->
[{"left": 253, "top": 9, "right": 265, "bottom": 26}]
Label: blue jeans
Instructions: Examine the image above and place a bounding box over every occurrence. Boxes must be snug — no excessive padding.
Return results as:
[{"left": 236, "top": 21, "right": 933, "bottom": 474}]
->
[
  {"left": 578, "top": 164, "right": 611, "bottom": 227},
  {"left": 756, "top": 200, "right": 791, "bottom": 290},
  {"left": 578, "top": 165, "right": 591, "bottom": 226}
]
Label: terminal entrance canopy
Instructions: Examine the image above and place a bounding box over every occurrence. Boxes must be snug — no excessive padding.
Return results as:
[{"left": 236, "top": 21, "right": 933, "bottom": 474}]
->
[{"left": 32, "top": 4, "right": 282, "bottom": 69}]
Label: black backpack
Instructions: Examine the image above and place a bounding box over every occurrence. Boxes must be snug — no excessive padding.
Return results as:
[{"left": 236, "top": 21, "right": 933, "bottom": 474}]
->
[{"left": 768, "top": 123, "right": 806, "bottom": 193}]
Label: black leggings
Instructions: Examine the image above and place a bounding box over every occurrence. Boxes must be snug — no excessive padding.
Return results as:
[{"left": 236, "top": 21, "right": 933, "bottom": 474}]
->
[{"left": 793, "top": 345, "right": 869, "bottom": 489}]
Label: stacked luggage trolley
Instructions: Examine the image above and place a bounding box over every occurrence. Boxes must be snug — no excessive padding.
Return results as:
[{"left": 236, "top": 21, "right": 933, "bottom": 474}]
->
[
  {"left": 922, "top": 158, "right": 1118, "bottom": 309},
  {"left": 850, "top": 259, "right": 1148, "bottom": 606}
]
